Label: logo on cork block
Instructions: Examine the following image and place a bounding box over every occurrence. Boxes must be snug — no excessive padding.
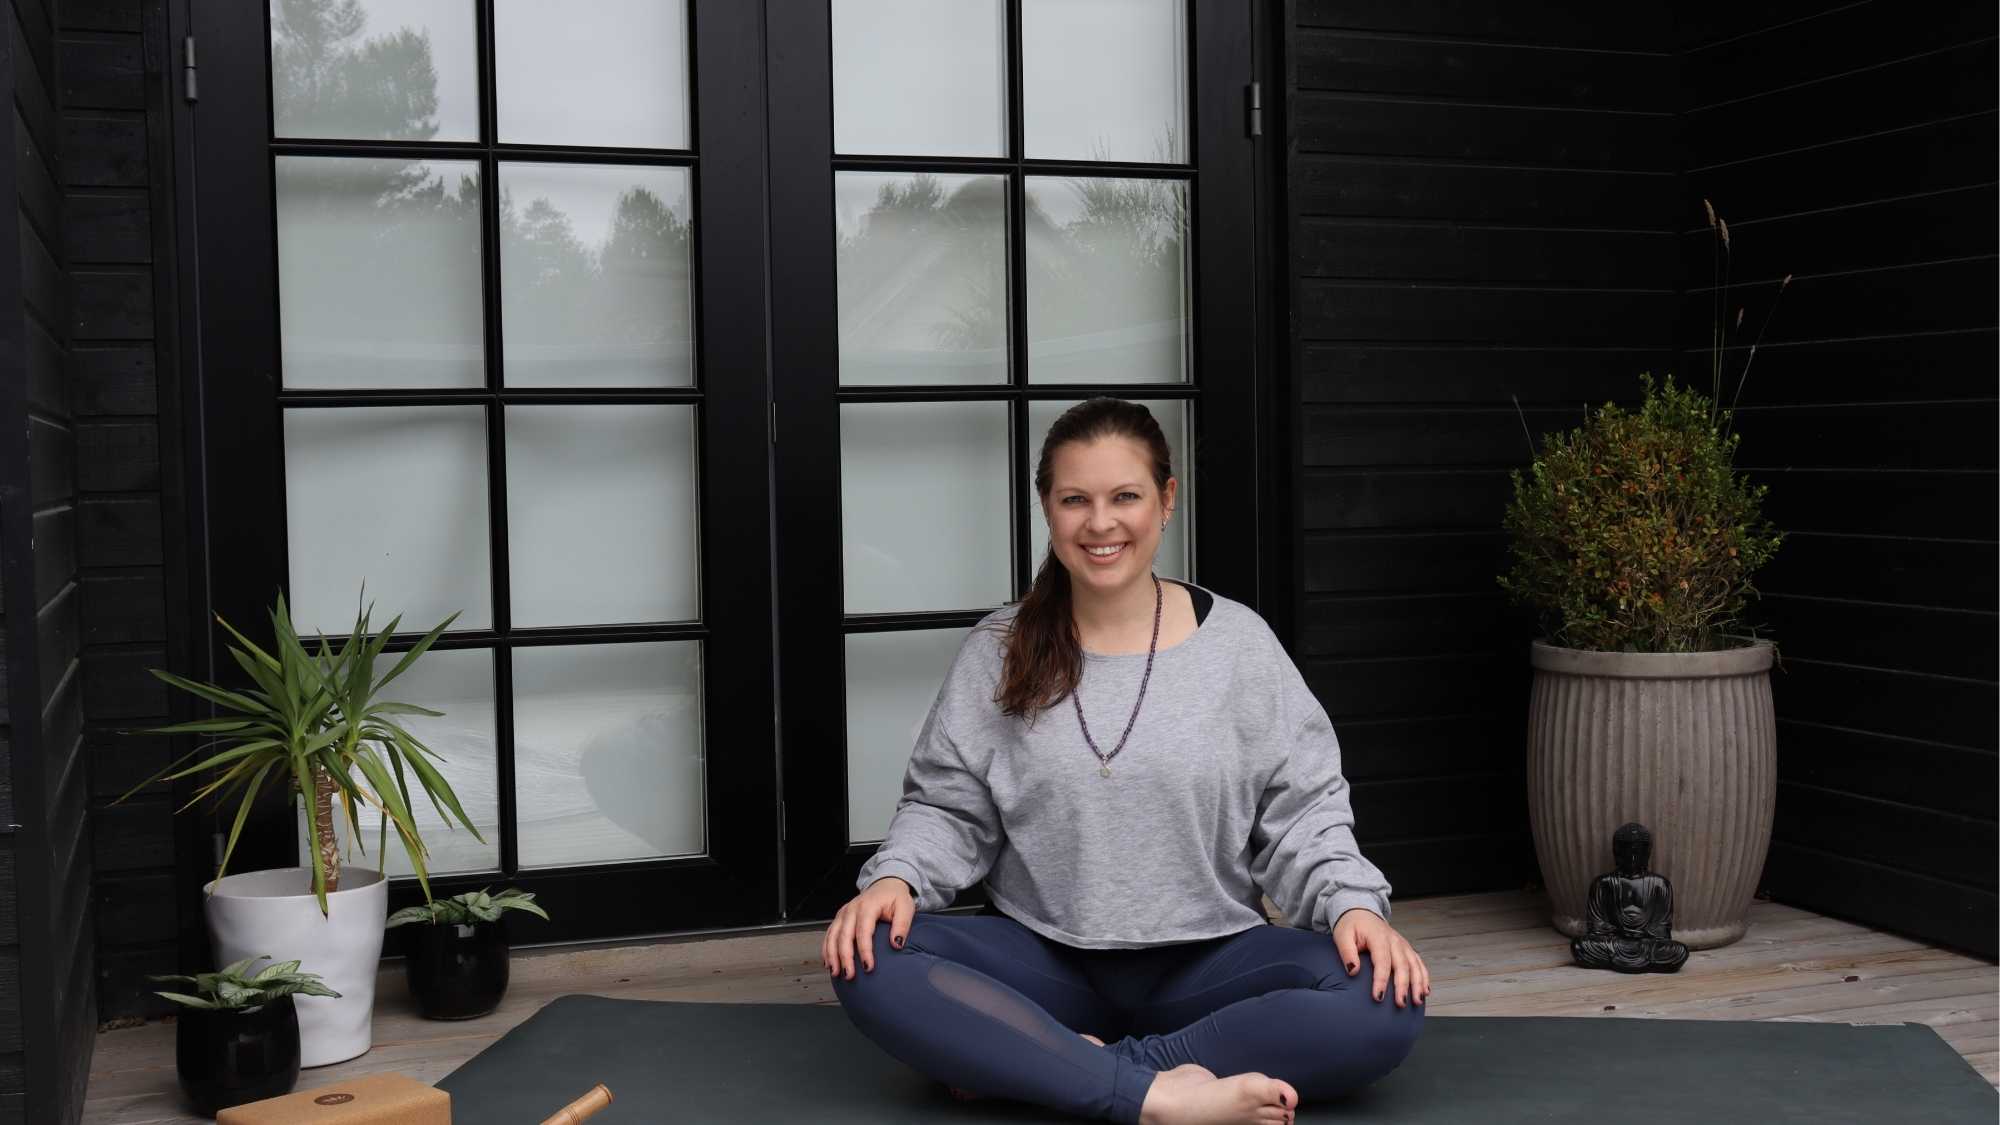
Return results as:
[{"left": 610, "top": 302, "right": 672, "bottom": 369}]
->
[{"left": 314, "top": 1093, "right": 356, "bottom": 1105}]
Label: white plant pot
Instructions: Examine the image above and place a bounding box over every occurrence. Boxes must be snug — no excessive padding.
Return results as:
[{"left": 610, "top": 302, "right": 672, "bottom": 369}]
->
[{"left": 203, "top": 867, "right": 388, "bottom": 1067}]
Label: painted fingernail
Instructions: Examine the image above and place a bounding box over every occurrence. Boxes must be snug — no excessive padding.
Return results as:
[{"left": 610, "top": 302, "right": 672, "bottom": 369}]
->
[
  {"left": 1279, "top": 1094, "right": 1287, "bottom": 1107},
  {"left": 1346, "top": 962, "right": 1357, "bottom": 973},
  {"left": 893, "top": 936, "right": 903, "bottom": 948}
]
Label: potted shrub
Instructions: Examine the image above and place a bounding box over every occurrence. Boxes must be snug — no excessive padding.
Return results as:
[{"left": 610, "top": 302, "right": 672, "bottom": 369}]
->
[
  {"left": 1501, "top": 206, "right": 1790, "bottom": 950},
  {"left": 388, "top": 887, "right": 550, "bottom": 1019},
  {"left": 119, "top": 593, "right": 482, "bottom": 1066},
  {"left": 153, "top": 956, "right": 337, "bottom": 1116},
  {"left": 1501, "top": 360, "right": 1787, "bottom": 949}
]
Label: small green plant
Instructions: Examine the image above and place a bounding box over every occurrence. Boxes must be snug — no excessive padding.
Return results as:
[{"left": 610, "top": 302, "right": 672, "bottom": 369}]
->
[
  {"left": 116, "top": 591, "right": 482, "bottom": 915},
  {"left": 151, "top": 956, "right": 341, "bottom": 1011},
  {"left": 387, "top": 887, "right": 551, "bottom": 928},
  {"left": 1498, "top": 200, "right": 1790, "bottom": 654},
  {"left": 1499, "top": 374, "right": 1785, "bottom": 652}
]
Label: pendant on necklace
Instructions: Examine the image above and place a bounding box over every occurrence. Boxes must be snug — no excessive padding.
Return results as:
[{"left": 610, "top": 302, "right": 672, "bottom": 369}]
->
[{"left": 1099, "top": 765, "right": 1111, "bottom": 778}]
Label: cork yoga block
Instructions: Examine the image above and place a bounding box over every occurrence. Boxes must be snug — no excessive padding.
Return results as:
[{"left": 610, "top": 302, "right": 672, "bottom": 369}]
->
[{"left": 216, "top": 1072, "right": 450, "bottom": 1125}]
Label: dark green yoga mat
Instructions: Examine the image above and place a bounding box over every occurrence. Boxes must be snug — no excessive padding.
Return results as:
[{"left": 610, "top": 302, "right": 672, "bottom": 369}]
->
[{"left": 437, "top": 994, "right": 1996, "bottom": 1122}]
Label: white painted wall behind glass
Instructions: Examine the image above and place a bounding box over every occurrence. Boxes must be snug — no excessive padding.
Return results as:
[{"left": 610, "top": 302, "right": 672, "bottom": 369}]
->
[
  {"left": 513, "top": 642, "right": 706, "bottom": 868},
  {"left": 504, "top": 405, "right": 700, "bottom": 627},
  {"left": 1023, "top": 0, "right": 1186, "bottom": 163},
  {"left": 284, "top": 405, "right": 493, "bottom": 634},
  {"left": 494, "top": 0, "right": 690, "bottom": 149},
  {"left": 846, "top": 627, "right": 975, "bottom": 843},
  {"left": 840, "top": 402, "right": 1012, "bottom": 614},
  {"left": 832, "top": 0, "right": 1007, "bottom": 157}
]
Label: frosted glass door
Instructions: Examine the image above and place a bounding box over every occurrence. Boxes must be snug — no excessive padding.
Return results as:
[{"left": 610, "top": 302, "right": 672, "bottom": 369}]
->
[
  {"left": 827, "top": 0, "right": 1198, "bottom": 847},
  {"left": 268, "top": 0, "right": 713, "bottom": 883}
]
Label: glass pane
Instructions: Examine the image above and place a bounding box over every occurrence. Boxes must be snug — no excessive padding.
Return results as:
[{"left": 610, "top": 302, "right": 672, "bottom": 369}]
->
[
  {"left": 494, "top": 0, "right": 690, "bottom": 149},
  {"left": 506, "top": 405, "right": 699, "bottom": 627},
  {"left": 302, "top": 648, "right": 498, "bottom": 878},
  {"left": 832, "top": 0, "right": 1006, "bottom": 157},
  {"left": 841, "top": 402, "right": 1011, "bottom": 614},
  {"left": 500, "top": 163, "right": 694, "bottom": 388},
  {"left": 271, "top": 0, "right": 480, "bottom": 142},
  {"left": 1026, "top": 175, "right": 1188, "bottom": 384},
  {"left": 837, "top": 172, "right": 1008, "bottom": 385},
  {"left": 284, "top": 406, "right": 492, "bottom": 633},
  {"left": 1028, "top": 398, "right": 1190, "bottom": 582},
  {"left": 846, "top": 627, "right": 973, "bottom": 844},
  {"left": 276, "top": 157, "right": 484, "bottom": 389},
  {"left": 1022, "top": 0, "right": 1186, "bottom": 163},
  {"left": 513, "top": 642, "right": 705, "bottom": 868}
]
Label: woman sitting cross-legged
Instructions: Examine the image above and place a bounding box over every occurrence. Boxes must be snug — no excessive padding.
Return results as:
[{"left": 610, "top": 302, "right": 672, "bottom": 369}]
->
[{"left": 824, "top": 398, "right": 1427, "bottom": 1125}]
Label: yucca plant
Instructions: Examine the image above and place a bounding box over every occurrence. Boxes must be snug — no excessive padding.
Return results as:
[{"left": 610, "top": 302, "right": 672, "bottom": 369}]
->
[
  {"left": 386, "top": 887, "right": 550, "bottom": 929},
  {"left": 152, "top": 956, "right": 341, "bottom": 1011},
  {"left": 117, "top": 592, "right": 483, "bottom": 914}
]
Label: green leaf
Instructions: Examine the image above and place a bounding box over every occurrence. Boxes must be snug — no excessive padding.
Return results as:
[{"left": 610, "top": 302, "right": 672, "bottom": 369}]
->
[
  {"left": 390, "top": 726, "right": 482, "bottom": 840},
  {"left": 148, "top": 669, "right": 268, "bottom": 716},
  {"left": 373, "top": 611, "right": 461, "bottom": 695},
  {"left": 155, "top": 992, "right": 218, "bottom": 1010},
  {"left": 144, "top": 717, "right": 260, "bottom": 736},
  {"left": 215, "top": 760, "right": 276, "bottom": 882}
]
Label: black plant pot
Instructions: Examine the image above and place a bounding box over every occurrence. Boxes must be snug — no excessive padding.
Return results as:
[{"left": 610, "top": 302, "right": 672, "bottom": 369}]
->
[
  {"left": 404, "top": 919, "right": 510, "bottom": 1019},
  {"left": 175, "top": 996, "right": 301, "bottom": 1117}
]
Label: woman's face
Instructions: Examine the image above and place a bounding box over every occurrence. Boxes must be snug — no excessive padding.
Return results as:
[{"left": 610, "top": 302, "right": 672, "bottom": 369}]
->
[{"left": 1041, "top": 436, "right": 1177, "bottom": 594}]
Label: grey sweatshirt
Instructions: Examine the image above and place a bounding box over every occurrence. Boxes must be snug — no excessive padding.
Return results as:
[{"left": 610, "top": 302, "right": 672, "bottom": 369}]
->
[{"left": 855, "top": 586, "right": 1392, "bottom": 948}]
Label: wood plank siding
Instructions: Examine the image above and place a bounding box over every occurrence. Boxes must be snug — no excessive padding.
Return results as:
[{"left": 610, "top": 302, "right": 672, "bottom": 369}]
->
[
  {"left": 59, "top": 0, "right": 189, "bottom": 1028},
  {"left": 1282, "top": 2, "right": 1683, "bottom": 898},
  {"left": 1681, "top": 1, "right": 1999, "bottom": 958},
  {"left": 1284, "top": 1, "right": 1997, "bottom": 959},
  {"left": 1, "top": 0, "right": 92, "bottom": 1118}
]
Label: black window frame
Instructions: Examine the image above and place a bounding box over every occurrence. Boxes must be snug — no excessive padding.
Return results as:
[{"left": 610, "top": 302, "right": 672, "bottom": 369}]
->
[
  {"left": 173, "top": 0, "right": 1266, "bottom": 945},
  {"left": 770, "top": 0, "right": 1266, "bottom": 919},
  {"left": 182, "top": 0, "right": 780, "bottom": 940}
]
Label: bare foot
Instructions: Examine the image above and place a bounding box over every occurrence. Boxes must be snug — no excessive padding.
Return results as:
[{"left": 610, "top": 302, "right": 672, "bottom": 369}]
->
[
  {"left": 1138, "top": 1063, "right": 1297, "bottom": 1125},
  {"left": 949, "top": 1033, "right": 1106, "bottom": 1102}
]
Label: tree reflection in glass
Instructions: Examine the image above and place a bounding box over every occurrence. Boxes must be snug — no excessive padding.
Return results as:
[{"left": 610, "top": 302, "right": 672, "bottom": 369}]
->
[
  {"left": 1026, "top": 169, "right": 1189, "bottom": 384},
  {"left": 836, "top": 172, "right": 1008, "bottom": 385},
  {"left": 499, "top": 164, "right": 695, "bottom": 388},
  {"left": 276, "top": 156, "right": 486, "bottom": 389},
  {"left": 270, "top": 0, "right": 478, "bottom": 142}
]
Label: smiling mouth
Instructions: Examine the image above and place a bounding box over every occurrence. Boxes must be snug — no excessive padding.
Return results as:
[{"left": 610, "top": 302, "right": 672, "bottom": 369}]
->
[{"left": 1081, "top": 542, "right": 1128, "bottom": 563}]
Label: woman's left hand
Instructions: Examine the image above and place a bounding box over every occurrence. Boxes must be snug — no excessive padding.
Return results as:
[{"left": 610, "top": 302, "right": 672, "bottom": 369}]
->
[{"left": 1332, "top": 907, "right": 1430, "bottom": 1008}]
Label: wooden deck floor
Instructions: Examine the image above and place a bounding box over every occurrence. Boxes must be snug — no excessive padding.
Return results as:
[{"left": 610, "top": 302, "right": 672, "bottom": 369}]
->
[{"left": 82, "top": 890, "right": 1997, "bottom": 1123}]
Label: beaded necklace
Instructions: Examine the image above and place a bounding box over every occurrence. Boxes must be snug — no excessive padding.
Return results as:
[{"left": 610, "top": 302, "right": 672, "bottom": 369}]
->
[{"left": 1070, "top": 574, "right": 1162, "bottom": 778}]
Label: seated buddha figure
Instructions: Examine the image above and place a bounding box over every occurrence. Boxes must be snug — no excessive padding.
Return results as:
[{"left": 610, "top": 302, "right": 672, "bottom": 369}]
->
[{"left": 1571, "top": 822, "right": 1689, "bottom": 974}]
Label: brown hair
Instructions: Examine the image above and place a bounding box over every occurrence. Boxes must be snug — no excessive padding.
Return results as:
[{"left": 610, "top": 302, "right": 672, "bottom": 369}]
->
[{"left": 990, "top": 397, "right": 1175, "bottom": 719}]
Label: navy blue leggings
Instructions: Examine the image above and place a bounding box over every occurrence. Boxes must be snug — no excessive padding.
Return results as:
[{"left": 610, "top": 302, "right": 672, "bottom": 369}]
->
[{"left": 831, "top": 910, "right": 1422, "bottom": 1123}]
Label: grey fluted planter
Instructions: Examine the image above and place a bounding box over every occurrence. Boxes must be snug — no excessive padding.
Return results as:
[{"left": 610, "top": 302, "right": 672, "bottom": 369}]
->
[{"left": 1526, "top": 639, "right": 1777, "bottom": 950}]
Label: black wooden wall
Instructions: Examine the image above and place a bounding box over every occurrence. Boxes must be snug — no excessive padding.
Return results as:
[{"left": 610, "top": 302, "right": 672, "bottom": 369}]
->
[
  {"left": 1282, "top": 2, "right": 1683, "bottom": 898},
  {"left": 62, "top": 0, "right": 190, "bottom": 1023},
  {"left": 1285, "top": 0, "right": 1997, "bottom": 958},
  {"left": 0, "top": 0, "right": 93, "bottom": 1117},
  {"left": 1683, "top": 1, "right": 1998, "bottom": 957}
]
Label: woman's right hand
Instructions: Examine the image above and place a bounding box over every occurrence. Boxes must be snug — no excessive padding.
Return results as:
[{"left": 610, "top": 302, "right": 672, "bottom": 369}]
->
[{"left": 823, "top": 876, "right": 915, "bottom": 980}]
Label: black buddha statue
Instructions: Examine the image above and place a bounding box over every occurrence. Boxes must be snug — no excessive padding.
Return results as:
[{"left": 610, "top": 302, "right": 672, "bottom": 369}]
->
[{"left": 1570, "top": 822, "right": 1689, "bottom": 973}]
